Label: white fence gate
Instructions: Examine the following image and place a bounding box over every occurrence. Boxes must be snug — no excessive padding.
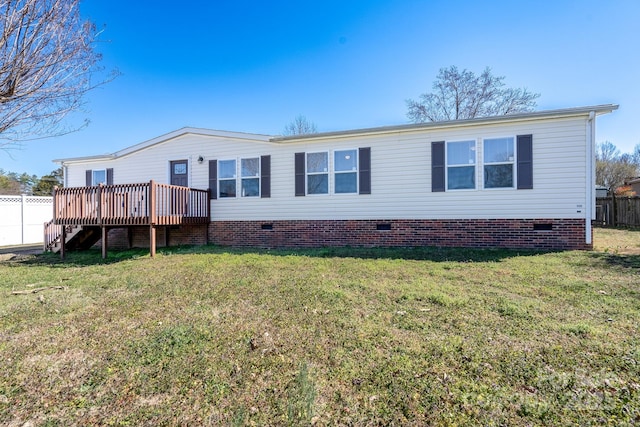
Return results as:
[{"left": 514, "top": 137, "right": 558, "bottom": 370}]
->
[{"left": 0, "top": 195, "right": 53, "bottom": 246}]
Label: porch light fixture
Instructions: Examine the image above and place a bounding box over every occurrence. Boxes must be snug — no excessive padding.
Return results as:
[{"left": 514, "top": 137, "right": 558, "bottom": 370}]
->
[{"left": 197, "top": 156, "right": 204, "bottom": 163}]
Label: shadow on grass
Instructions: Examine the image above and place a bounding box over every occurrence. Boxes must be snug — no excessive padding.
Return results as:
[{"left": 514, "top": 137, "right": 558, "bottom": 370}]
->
[
  {"left": 12, "top": 244, "right": 553, "bottom": 267},
  {"left": 14, "top": 248, "right": 154, "bottom": 268},
  {"left": 587, "top": 251, "right": 640, "bottom": 270}
]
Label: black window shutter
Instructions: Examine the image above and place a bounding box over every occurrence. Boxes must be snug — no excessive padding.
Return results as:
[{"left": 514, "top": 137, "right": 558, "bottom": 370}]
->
[
  {"left": 517, "top": 134, "right": 533, "bottom": 189},
  {"left": 261, "top": 155, "right": 271, "bottom": 198},
  {"left": 208, "top": 160, "right": 217, "bottom": 200},
  {"left": 359, "top": 147, "right": 371, "bottom": 194},
  {"left": 106, "top": 168, "right": 114, "bottom": 185},
  {"left": 295, "top": 152, "right": 305, "bottom": 196},
  {"left": 85, "top": 170, "right": 92, "bottom": 186},
  {"left": 431, "top": 141, "right": 445, "bottom": 192}
]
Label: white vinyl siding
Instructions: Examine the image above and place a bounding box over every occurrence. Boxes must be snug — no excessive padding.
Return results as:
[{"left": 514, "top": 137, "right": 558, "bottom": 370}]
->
[{"left": 61, "top": 116, "right": 591, "bottom": 222}]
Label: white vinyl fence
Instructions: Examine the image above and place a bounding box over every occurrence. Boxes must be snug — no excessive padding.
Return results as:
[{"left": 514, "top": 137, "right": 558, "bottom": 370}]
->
[{"left": 0, "top": 195, "right": 53, "bottom": 246}]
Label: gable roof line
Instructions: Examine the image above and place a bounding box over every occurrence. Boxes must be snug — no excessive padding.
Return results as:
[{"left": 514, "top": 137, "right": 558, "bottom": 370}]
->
[
  {"left": 270, "top": 104, "right": 619, "bottom": 142},
  {"left": 114, "top": 127, "right": 273, "bottom": 157},
  {"left": 54, "top": 127, "right": 275, "bottom": 164}
]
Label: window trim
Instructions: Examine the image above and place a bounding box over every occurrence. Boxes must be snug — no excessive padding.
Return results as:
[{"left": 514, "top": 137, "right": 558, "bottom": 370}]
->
[
  {"left": 333, "top": 148, "right": 359, "bottom": 195},
  {"left": 240, "top": 157, "right": 261, "bottom": 198},
  {"left": 482, "top": 136, "right": 516, "bottom": 190},
  {"left": 445, "top": 139, "right": 477, "bottom": 191},
  {"left": 217, "top": 157, "right": 265, "bottom": 199},
  {"left": 92, "top": 169, "right": 107, "bottom": 186},
  {"left": 306, "top": 151, "right": 330, "bottom": 196},
  {"left": 217, "top": 158, "right": 237, "bottom": 198}
]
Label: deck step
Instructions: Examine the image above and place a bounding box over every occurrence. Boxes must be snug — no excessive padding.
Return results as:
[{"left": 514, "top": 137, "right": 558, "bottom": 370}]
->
[{"left": 48, "top": 226, "right": 101, "bottom": 253}]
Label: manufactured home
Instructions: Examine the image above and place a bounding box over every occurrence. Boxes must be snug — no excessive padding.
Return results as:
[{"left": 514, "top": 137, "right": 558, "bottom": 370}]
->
[{"left": 49, "top": 104, "right": 617, "bottom": 256}]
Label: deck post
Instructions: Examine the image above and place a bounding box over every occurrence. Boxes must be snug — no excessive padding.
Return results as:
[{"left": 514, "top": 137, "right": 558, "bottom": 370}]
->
[
  {"left": 52, "top": 185, "right": 58, "bottom": 223},
  {"left": 149, "top": 180, "right": 157, "bottom": 257},
  {"left": 97, "top": 183, "right": 103, "bottom": 226},
  {"left": 205, "top": 189, "right": 211, "bottom": 245},
  {"left": 101, "top": 227, "right": 108, "bottom": 259},
  {"left": 150, "top": 226, "right": 156, "bottom": 257},
  {"left": 60, "top": 226, "right": 66, "bottom": 260}
]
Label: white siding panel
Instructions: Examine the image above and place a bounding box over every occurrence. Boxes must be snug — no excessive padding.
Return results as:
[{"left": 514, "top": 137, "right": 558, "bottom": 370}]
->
[{"left": 63, "top": 116, "right": 591, "bottom": 221}]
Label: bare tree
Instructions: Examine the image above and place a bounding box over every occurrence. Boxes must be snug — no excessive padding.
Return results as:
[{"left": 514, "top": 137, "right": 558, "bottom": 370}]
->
[
  {"left": 283, "top": 115, "right": 318, "bottom": 136},
  {"left": 595, "top": 141, "right": 639, "bottom": 226},
  {"left": 631, "top": 143, "right": 640, "bottom": 170},
  {"left": 596, "top": 141, "right": 637, "bottom": 192},
  {"left": 406, "top": 66, "right": 540, "bottom": 123},
  {"left": 0, "top": 0, "right": 115, "bottom": 150}
]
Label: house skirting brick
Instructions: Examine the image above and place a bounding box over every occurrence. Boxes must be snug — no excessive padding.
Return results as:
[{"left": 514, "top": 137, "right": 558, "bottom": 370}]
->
[
  {"left": 93, "top": 225, "right": 208, "bottom": 250},
  {"left": 208, "top": 219, "right": 591, "bottom": 250}
]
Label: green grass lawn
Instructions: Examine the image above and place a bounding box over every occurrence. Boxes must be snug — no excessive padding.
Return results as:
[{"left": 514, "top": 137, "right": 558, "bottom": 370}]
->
[{"left": 1, "top": 228, "right": 639, "bottom": 426}]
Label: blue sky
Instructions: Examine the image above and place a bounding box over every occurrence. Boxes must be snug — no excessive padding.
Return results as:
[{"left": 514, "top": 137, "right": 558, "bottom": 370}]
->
[{"left": 2, "top": 0, "right": 639, "bottom": 176}]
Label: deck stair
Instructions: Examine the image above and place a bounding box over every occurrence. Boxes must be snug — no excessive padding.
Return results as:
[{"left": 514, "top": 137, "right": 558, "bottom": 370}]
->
[{"left": 44, "top": 223, "right": 102, "bottom": 253}]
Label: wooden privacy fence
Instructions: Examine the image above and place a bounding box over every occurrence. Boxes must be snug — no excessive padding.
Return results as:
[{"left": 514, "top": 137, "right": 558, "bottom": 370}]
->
[
  {"left": 53, "top": 180, "right": 210, "bottom": 227},
  {"left": 596, "top": 196, "right": 640, "bottom": 227}
]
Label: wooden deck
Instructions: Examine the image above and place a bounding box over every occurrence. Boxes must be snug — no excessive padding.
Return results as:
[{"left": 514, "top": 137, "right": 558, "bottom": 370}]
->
[{"left": 46, "top": 181, "right": 210, "bottom": 258}]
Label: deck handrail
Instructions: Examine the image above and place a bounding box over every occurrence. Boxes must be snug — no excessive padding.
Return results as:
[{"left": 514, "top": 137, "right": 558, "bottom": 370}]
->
[
  {"left": 44, "top": 218, "right": 61, "bottom": 251},
  {"left": 53, "top": 181, "right": 210, "bottom": 226}
]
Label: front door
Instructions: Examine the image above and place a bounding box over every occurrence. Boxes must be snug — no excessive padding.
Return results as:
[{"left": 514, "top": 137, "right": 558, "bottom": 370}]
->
[{"left": 170, "top": 160, "right": 188, "bottom": 187}]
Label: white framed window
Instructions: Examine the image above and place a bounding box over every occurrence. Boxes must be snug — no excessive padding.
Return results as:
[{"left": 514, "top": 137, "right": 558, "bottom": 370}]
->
[
  {"left": 483, "top": 137, "right": 515, "bottom": 189},
  {"left": 307, "top": 152, "right": 329, "bottom": 195},
  {"left": 447, "top": 140, "right": 476, "bottom": 190},
  {"left": 334, "top": 149, "right": 358, "bottom": 194},
  {"left": 241, "top": 157, "right": 260, "bottom": 197},
  {"left": 218, "top": 159, "right": 236, "bottom": 198},
  {"left": 92, "top": 169, "right": 106, "bottom": 186},
  {"left": 218, "top": 158, "right": 263, "bottom": 198}
]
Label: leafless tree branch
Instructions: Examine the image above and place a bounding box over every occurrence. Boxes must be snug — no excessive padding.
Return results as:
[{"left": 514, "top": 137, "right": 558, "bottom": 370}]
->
[
  {"left": 596, "top": 141, "right": 639, "bottom": 191},
  {"left": 0, "top": 0, "right": 117, "bottom": 151},
  {"left": 283, "top": 115, "right": 318, "bottom": 136},
  {"left": 406, "top": 66, "right": 540, "bottom": 123}
]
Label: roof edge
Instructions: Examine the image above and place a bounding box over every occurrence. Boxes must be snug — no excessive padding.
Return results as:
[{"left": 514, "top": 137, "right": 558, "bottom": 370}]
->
[
  {"left": 270, "top": 104, "right": 619, "bottom": 143},
  {"left": 54, "top": 104, "right": 619, "bottom": 163},
  {"left": 117, "top": 127, "right": 273, "bottom": 157},
  {"left": 53, "top": 154, "right": 116, "bottom": 164},
  {"left": 55, "top": 127, "right": 275, "bottom": 164}
]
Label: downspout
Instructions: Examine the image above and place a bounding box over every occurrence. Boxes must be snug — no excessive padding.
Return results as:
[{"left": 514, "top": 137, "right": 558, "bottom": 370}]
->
[
  {"left": 585, "top": 111, "right": 596, "bottom": 246},
  {"left": 62, "top": 164, "right": 68, "bottom": 188}
]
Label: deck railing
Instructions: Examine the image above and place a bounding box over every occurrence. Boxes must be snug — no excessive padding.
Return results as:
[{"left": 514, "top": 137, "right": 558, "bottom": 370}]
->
[
  {"left": 43, "top": 218, "right": 62, "bottom": 250},
  {"left": 53, "top": 180, "right": 210, "bottom": 226}
]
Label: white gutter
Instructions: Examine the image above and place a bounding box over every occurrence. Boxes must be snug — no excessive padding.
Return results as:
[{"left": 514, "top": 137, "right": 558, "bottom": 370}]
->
[{"left": 585, "top": 111, "right": 596, "bottom": 246}]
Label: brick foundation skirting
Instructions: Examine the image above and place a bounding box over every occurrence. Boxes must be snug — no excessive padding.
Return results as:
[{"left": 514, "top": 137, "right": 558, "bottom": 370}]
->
[
  {"left": 94, "top": 225, "right": 208, "bottom": 250},
  {"left": 208, "top": 219, "right": 591, "bottom": 250}
]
